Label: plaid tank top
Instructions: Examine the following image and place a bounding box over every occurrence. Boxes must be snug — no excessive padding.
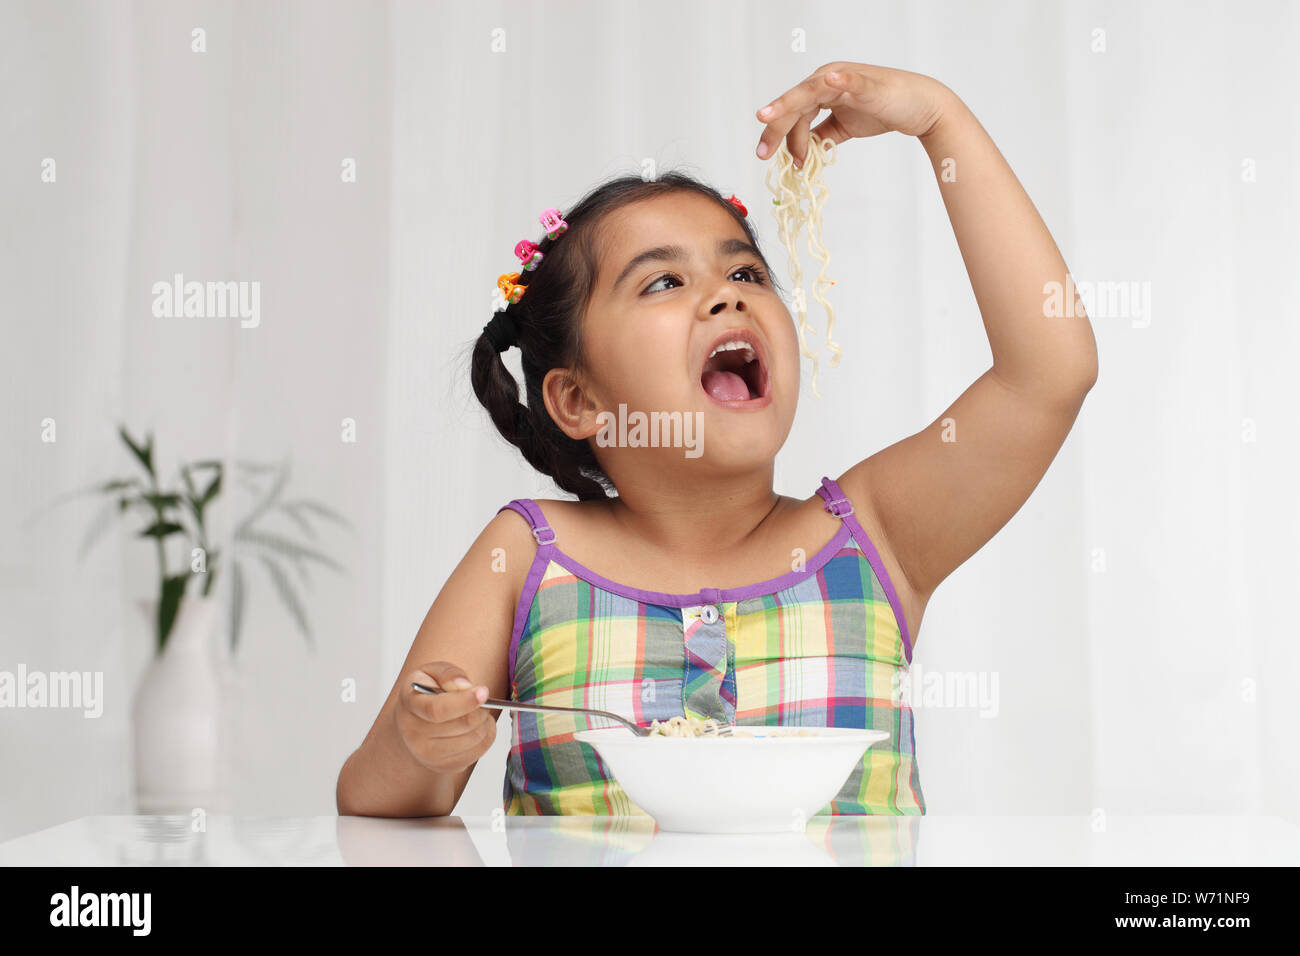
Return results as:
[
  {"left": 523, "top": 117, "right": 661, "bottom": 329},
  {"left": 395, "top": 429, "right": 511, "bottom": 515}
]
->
[{"left": 497, "top": 475, "right": 925, "bottom": 816}]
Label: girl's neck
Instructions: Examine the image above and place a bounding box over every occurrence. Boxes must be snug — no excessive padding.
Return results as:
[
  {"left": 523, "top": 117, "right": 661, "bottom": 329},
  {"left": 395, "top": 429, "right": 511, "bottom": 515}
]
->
[{"left": 601, "top": 476, "right": 786, "bottom": 560}]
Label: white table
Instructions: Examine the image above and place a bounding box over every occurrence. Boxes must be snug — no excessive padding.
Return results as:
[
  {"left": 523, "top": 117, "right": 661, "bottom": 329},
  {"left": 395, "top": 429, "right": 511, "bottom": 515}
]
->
[{"left": 2, "top": 814, "right": 1297, "bottom": 866}]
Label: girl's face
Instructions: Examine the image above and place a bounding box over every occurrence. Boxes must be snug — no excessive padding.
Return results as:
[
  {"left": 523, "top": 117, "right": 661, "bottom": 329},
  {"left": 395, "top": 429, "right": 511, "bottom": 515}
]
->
[{"left": 565, "top": 192, "right": 799, "bottom": 470}]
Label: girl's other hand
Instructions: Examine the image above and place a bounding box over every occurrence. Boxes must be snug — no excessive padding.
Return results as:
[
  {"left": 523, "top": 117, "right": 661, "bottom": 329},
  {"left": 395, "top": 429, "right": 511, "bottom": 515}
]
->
[{"left": 755, "top": 61, "right": 955, "bottom": 166}]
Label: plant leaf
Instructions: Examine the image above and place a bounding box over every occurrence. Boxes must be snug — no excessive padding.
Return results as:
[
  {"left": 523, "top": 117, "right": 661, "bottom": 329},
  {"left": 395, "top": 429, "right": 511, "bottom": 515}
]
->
[
  {"left": 119, "top": 425, "right": 154, "bottom": 478},
  {"left": 236, "top": 529, "right": 344, "bottom": 572},
  {"left": 200, "top": 470, "right": 221, "bottom": 506},
  {"left": 139, "top": 520, "right": 185, "bottom": 539},
  {"left": 157, "top": 574, "right": 189, "bottom": 653},
  {"left": 275, "top": 502, "right": 318, "bottom": 541},
  {"left": 230, "top": 559, "right": 245, "bottom": 653},
  {"left": 290, "top": 552, "right": 312, "bottom": 588},
  {"left": 282, "top": 498, "right": 352, "bottom": 531},
  {"left": 119, "top": 496, "right": 157, "bottom": 515},
  {"left": 235, "top": 460, "right": 291, "bottom": 534},
  {"left": 19, "top": 476, "right": 139, "bottom": 533},
  {"left": 257, "top": 554, "right": 314, "bottom": 650},
  {"left": 98, "top": 478, "right": 142, "bottom": 494},
  {"left": 140, "top": 492, "right": 183, "bottom": 510}
]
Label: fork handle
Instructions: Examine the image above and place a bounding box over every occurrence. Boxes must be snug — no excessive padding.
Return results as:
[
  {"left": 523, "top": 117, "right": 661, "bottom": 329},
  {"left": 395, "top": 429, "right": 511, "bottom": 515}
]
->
[{"left": 410, "top": 681, "right": 642, "bottom": 733}]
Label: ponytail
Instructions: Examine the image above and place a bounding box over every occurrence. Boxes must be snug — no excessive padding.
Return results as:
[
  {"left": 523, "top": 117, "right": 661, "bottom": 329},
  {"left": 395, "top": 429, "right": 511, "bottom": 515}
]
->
[{"left": 470, "top": 318, "right": 611, "bottom": 501}]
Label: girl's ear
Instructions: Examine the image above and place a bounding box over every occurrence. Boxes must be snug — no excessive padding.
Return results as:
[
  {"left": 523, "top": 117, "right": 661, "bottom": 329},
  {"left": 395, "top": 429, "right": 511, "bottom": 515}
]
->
[{"left": 542, "top": 368, "right": 603, "bottom": 441}]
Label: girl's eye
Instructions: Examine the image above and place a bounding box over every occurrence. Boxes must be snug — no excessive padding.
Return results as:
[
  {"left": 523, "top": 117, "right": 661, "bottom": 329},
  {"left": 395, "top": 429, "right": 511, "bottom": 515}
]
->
[
  {"left": 733, "top": 266, "right": 768, "bottom": 285},
  {"left": 641, "top": 265, "right": 769, "bottom": 295}
]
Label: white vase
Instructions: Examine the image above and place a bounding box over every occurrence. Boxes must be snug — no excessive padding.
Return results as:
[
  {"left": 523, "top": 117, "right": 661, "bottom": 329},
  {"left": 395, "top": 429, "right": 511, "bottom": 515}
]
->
[{"left": 132, "top": 593, "right": 225, "bottom": 813}]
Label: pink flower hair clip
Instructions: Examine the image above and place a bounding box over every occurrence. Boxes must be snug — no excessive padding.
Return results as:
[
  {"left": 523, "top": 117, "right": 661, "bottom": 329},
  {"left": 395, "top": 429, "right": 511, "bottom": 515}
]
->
[
  {"left": 515, "top": 240, "right": 543, "bottom": 271},
  {"left": 539, "top": 207, "right": 568, "bottom": 240}
]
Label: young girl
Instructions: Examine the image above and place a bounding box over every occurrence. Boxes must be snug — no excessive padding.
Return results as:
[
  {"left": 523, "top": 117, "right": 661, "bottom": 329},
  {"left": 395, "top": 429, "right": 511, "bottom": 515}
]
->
[{"left": 337, "top": 61, "right": 1098, "bottom": 819}]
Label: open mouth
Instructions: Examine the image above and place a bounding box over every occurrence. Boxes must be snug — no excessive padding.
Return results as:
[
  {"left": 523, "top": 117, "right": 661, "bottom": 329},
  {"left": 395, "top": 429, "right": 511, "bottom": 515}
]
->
[{"left": 699, "top": 332, "right": 770, "bottom": 406}]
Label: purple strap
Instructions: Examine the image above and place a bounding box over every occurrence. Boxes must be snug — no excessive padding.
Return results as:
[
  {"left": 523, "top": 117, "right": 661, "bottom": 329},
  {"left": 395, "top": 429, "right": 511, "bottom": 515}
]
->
[
  {"left": 816, "top": 476, "right": 915, "bottom": 664},
  {"left": 496, "top": 500, "right": 556, "bottom": 689}
]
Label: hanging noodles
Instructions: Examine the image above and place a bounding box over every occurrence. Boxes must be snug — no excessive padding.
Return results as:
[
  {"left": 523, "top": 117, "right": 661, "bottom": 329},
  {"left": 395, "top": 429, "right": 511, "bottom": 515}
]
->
[{"left": 764, "top": 131, "right": 841, "bottom": 399}]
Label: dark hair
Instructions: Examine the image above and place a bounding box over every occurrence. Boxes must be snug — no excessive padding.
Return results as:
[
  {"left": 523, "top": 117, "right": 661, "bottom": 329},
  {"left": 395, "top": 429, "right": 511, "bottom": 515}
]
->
[{"left": 469, "top": 171, "right": 784, "bottom": 500}]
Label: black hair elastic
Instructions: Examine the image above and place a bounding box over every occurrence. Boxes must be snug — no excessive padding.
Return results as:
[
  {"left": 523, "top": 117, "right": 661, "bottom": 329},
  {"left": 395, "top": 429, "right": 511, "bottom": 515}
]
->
[{"left": 483, "top": 310, "right": 520, "bottom": 352}]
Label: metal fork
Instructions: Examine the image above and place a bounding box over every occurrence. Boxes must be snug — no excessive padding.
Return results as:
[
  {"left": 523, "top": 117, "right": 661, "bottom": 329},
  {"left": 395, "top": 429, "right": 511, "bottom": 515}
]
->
[{"left": 410, "top": 682, "right": 735, "bottom": 737}]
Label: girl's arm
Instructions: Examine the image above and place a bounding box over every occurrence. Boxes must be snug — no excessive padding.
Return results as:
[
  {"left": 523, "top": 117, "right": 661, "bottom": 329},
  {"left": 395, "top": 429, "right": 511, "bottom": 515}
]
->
[
  {"left": 336, "top": 508, "right": 526, "bottom": 816},
  {"left": 839, "top": 85, "right": 1098, "bottom": 600}
]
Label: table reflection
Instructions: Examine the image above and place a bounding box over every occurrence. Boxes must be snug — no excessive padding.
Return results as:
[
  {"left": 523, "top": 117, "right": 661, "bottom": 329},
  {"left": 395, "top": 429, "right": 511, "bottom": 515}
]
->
[
  {"left": 3, "top": 813, "right": 1295, "bottom": 867},
  {"left": 331, "top": 814, "right": 919, "bottom": 867}
]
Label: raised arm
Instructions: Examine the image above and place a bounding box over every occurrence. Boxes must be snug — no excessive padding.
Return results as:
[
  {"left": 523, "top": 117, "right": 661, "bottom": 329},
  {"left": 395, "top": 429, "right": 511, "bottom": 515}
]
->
[{"left": 838, "top": 85, "right": 1098, "bottom": 600}]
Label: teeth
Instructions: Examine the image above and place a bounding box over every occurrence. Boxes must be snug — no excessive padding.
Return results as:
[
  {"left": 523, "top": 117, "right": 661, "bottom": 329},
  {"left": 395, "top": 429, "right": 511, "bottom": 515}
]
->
[{"left": 708, "top": 340, "right": 756, "bottom": 361}]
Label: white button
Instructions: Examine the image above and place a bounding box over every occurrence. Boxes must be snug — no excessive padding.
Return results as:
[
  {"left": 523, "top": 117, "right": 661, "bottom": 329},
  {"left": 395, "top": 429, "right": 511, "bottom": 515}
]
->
[{"left": 700, "top": 605, "right": 719, "bottom": 624}]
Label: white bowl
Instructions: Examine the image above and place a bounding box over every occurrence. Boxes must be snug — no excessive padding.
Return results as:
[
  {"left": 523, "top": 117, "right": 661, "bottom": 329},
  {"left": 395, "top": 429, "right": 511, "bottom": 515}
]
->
[{"left": 572, "top": 726, "right": 890, "bottom": 833}]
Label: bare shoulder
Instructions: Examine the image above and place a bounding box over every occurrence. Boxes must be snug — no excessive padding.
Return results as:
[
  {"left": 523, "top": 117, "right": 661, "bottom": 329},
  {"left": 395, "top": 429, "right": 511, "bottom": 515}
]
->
[
  {"left": 479, "top": 504, "right": 548, "bottom": 599},
  {"left": 407, "top": 504, "right": 542, "bottom": 673},
  {"left": 525, "top": 495, "right": 614, "bottom": 548},
  {"left": 827, "top": 467, "right": 931, "bottom": 645},
  {"left": 386, "top": 504, "right": 539, "bottom": 725},
  {"left": 423, "top": 506, "right": 537, "bottom": 646}
]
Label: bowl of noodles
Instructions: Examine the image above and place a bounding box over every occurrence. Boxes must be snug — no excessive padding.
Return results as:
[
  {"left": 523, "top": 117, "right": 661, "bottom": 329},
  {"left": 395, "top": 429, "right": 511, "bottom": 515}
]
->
[{"left": 573, "top": 716, "right": 889, "bottom": 834}]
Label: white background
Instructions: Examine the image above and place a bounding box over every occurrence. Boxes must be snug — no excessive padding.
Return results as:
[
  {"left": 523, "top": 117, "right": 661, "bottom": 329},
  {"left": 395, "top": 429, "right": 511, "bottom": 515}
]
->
[{"left": 1, "top": 0, "right": 1296, "bottom": 843}]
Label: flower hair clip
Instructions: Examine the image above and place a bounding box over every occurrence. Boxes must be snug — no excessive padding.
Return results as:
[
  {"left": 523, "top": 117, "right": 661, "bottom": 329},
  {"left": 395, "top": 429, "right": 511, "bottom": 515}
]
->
[
  {"left": 484, "top": 207, "right": 569, "bottom": 353},
  {"left": 515, "top": 240, "right": 543, "bottom": 271},
  {"left": 539, "top": 207, "right": 568, "bottom": 240},
  {"left": 497, "top": 272, "right": 525, "bottom": 305},
  {"left": 495, "top": 207, "right": 569, "bottom": 308},
  {"left": 726, "top": 194, "right": 748, "bottom": 217}
]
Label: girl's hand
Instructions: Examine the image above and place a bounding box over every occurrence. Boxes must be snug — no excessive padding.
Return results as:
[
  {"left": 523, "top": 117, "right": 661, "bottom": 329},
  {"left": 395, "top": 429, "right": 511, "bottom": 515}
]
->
[
  {"left": 395, "top": 662, "right": 496, "bottom": 774},
  {"left": 755, "top": 61, "right": 955, "bottom": 167}
]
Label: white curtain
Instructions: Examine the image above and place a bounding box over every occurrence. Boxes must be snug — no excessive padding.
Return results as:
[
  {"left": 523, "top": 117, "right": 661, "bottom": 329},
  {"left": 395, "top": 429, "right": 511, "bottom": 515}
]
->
[
  {"left": 2, "top": 0, "right": 1295, "bottom": 843},
  {"left": 1, "top": 0, "right": 392, "bottom": 839}
]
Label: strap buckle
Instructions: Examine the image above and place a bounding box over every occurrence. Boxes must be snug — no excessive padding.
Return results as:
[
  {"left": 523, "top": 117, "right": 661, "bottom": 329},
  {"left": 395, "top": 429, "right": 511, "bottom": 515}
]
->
[
  {"left": 825, "top": 496, "right": 854, "bottom": 518},
  {"left": 532, "top": 525, "right": 556, "bottom": 546}
]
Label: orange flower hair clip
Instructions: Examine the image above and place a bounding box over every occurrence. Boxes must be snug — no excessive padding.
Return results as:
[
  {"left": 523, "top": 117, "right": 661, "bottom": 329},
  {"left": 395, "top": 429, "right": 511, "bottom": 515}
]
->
[{"left": 497, "top": 272, "right": 525, "bottom": 305}]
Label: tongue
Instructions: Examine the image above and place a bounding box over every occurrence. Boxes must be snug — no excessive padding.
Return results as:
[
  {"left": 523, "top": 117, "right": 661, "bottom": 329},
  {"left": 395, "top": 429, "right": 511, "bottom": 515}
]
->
[{"left": 702, "top": 369, "right": 751, "bottom": 402}]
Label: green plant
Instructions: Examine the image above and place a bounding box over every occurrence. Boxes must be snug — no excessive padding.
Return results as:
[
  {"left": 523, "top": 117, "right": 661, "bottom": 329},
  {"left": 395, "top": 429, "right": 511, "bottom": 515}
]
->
[{"left": 70, "top": 425, "right": 351, "bottom": 654}]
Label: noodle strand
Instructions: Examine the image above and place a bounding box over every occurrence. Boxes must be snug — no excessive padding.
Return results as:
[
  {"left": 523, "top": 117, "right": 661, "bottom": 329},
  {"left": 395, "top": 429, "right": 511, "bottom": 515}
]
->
[{"left": 764, "top": 132, "right": 841, "bottom": 398}]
